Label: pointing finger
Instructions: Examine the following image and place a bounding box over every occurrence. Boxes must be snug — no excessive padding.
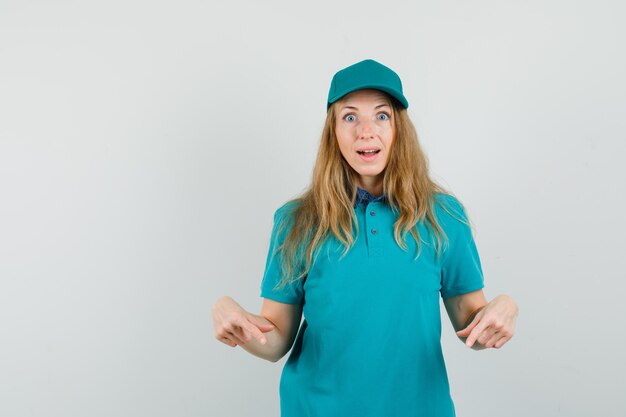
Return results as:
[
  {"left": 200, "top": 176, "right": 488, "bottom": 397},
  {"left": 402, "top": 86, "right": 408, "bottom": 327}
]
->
[
  {"left": 246, "top": 314, "right": 275, "bottom": 333},
  {"left": 237, "top": 318, "right": 268, "bottom": 345},
  {"left": 257, "top": 323, "right": 275, "bottom": 332},
  {"left": 465, "top": 322, "right": 489, "bottom": 348},
  {"left": 477, "top": 325, "right": 499, "bottom": 345}
]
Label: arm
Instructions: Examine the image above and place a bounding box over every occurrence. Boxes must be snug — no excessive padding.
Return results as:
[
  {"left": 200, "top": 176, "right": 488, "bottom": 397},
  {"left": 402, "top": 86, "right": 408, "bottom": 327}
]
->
[
  {"left": 443, "top": 290, "right": 519, "bottom": 350},
  {"left": 240, "top": 298, "right": 302, "bottom": 362},
  {"left": 443, "top": 289, "right": 489, "bottom": 350}
]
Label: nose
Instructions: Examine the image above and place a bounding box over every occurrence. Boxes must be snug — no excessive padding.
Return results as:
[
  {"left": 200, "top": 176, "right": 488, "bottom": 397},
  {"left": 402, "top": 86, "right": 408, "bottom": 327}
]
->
[{"left": 357, "top": 117, "right": 375, "bottom": 139}]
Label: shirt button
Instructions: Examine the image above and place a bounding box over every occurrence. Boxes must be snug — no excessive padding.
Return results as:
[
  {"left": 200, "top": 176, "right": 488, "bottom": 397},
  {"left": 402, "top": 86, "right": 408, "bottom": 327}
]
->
[
  {"left": 371, "top": 228, "right": 378, "bottom": 235},
  {"left": 370, "top": 210, "right": 376, "bottom": 216}
]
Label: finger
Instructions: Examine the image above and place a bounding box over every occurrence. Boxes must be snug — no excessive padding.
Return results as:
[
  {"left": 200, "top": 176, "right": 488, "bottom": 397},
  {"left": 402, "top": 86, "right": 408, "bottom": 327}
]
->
[
  {"left": 218, "top": 334, "right": 237, "bottom": 348},
  {"left": 494, "top": 335, "right": 510, "bottom": 349},
  {"left": 456, "top": 311, "right": 482, "bottom": 336},
  {"left": 465, "top": 322, "right": 490, "bottom": 348},
  {"left": 258, "top": 323, "right": 275, "bottom": 332},
  {"left": 230, "top": 324, "right": 252, "bottom": 343},
  {"left": 224, "top": 319, "right": 252, "bottom": 345},
  {"left": 456, "top": 327, "right": 471, "bottom": 336},
  {"left": 223, "top": 336, "right": 237, "bottom": 347},
  {"left": 247, "top": 316, "right": 275, "bottom": 332},
  {"left": 477, "top": 325, "right": 498, "bottom": 345},
  {"left": 238, "top": 319, "right": 268, "bottom": 344},
  {"left": 245, "top": 316, "right": 274, "bottom": 340},
  {"left": 484, "top": 331, "right": 501, "bottom": 348},
  {"left": 233, "top": 321, "right": 268, "bottom": 345},
  {"left": 227, "top": 328, "right": 247, "bottom": 345},
  {"left": 224, "top": 322, "right": 248, "bottom": 344}
]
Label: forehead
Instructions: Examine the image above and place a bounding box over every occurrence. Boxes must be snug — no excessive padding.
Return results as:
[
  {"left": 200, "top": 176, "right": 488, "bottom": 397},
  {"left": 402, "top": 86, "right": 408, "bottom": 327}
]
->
[{"left": 339, "top": 89, "right": 392, "bottom": 108}]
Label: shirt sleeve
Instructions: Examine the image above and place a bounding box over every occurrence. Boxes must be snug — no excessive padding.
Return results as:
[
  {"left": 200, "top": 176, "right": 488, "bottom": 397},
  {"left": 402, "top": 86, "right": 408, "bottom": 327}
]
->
[
  {"left": 437, "top": 195, "right": 485, "bottom": 299},
  {"left": 259, "top": 205, "right": 305, "bottom": 305}
]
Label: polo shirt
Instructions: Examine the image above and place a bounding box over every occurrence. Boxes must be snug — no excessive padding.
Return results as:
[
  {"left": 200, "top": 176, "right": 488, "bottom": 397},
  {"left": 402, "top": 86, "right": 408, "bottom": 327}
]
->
[{"left": 259, "top": 189, "right": 485, "bottom": 417}]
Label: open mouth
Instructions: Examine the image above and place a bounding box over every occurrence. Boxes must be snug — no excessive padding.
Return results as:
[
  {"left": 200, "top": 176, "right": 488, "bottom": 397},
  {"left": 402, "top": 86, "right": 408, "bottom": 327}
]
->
[{"left": 357, "top": 150, "right": 381, "bottom": 155}]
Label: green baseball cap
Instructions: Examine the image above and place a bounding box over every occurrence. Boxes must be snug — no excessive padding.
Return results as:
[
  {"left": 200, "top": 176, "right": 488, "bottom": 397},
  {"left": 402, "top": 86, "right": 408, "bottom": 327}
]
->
[{"left": 327, "top": 59, "right": 409, "bottom": 111}]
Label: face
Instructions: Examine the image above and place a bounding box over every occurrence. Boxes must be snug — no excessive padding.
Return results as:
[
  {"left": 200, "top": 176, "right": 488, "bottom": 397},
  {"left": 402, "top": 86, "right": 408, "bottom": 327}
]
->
[{"left": 334, "top": 89, "right": 395, "bottom": 190}]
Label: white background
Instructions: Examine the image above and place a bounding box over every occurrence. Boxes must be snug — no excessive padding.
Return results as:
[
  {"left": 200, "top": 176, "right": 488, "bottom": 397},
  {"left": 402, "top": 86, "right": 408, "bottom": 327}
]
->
[{"left": 1, "top": 1, "right": 625, "bottom": 416}]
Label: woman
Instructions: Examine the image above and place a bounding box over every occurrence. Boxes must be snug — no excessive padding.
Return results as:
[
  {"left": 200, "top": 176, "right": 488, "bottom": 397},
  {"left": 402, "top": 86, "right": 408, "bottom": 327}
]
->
[{"left": 212, "top": 59, "right": 519, "bottom": 416}]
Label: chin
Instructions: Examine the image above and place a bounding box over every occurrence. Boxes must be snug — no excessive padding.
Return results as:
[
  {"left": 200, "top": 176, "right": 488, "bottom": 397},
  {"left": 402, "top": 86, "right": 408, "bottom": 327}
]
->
[{"left": 355, "top": 168, "right": 385, "bottom": 177}]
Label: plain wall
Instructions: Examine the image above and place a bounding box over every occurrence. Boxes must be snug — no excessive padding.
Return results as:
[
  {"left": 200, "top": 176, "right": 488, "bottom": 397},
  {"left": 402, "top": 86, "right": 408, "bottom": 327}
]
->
[{"left": 1, "top": 0, "right": 625, "bottom": 416}]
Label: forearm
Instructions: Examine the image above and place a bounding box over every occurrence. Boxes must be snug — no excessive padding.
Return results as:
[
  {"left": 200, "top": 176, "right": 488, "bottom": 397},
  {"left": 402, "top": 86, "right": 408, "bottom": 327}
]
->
[{"left": 238, "top": 315, "right": 291, "bottom": 362}]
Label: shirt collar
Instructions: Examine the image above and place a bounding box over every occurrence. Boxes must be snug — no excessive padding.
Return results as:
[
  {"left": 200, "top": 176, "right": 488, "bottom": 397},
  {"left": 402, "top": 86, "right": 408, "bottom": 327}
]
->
[{"left": 354, "top": 187, "right": 387, "bottom": 208}]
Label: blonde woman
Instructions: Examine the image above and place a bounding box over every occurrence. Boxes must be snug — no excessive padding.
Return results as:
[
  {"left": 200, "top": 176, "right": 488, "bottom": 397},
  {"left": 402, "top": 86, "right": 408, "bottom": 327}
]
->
[{"left": 212, "top": 59, "right": 519, "bottom": 416}]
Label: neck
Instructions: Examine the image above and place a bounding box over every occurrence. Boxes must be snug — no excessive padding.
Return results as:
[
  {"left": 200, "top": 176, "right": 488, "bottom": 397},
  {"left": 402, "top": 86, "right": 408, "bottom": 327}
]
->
[{"left": 357, "top": 179, "right": 383, "bottom": 197}]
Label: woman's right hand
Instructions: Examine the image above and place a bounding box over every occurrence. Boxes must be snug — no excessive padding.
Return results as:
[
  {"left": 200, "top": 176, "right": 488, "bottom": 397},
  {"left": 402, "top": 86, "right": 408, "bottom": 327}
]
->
[{"left": 212, "top": 296, "right": 275, "bottom": 348}]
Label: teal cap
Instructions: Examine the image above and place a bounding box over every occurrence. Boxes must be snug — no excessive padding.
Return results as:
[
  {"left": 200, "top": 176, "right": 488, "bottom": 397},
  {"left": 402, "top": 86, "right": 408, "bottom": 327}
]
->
[{"left": 327, "top": 59, "right": 409, "bottom": 111}]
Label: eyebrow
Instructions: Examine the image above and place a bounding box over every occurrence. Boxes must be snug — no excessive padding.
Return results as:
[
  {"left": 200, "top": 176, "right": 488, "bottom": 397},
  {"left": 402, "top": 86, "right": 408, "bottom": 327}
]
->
[{"left": 340, "top": 103, "right": 391, "bottom": 111}]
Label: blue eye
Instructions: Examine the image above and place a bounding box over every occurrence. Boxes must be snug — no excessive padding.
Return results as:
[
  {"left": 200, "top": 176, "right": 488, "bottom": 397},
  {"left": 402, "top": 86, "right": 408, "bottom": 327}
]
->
[
  {"left": 378, "top": 112, "right": 390, "bottom": 121},
  {"left": 344, "top": 114, "right": 356, "bottom": 122}
]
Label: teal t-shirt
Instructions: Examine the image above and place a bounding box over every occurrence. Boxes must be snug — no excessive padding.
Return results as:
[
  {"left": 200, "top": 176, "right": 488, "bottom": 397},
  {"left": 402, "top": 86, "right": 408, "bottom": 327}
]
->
[{"left": 259, "top": 192, "right": 485, "bottom": 417}]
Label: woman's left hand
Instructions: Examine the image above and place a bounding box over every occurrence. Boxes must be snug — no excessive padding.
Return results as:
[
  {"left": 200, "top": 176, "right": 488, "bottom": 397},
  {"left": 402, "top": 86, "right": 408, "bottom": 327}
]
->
[{"left": 456, "top": 294, "right": 519, "bottom": 349}]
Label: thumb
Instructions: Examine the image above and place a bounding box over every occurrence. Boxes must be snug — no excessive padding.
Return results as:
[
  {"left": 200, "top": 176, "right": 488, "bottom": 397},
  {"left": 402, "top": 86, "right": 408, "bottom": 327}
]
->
[{"left": 456, "top": 312, "right": 481, "bottom": 336}]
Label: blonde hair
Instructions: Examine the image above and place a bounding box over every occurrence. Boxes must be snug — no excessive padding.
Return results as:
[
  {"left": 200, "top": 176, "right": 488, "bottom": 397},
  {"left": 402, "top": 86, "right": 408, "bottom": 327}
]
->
[{"left": 271, "top": 94, "right": 467, "bottom": 290}]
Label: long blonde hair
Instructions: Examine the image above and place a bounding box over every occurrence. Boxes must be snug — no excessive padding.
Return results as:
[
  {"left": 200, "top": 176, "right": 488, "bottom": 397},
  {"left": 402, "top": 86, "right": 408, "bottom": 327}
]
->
[{"left": 272, "top": 94, "right": 467, "bottom": 290}]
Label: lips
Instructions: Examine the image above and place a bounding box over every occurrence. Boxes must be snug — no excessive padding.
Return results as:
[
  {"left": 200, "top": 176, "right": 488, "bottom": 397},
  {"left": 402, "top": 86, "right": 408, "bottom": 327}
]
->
[
  {"left": 357, "top": 149, "right": 381, "bottom": 162},
  {"left": 356, "top": 148, "right": 381, "bottom": 155}
]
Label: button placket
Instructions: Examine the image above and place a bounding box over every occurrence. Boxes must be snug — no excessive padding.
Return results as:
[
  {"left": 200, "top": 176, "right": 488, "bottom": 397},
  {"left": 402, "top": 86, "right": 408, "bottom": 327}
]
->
[{"left": 365, "top": 202, "right": 383, "bottom": 257}]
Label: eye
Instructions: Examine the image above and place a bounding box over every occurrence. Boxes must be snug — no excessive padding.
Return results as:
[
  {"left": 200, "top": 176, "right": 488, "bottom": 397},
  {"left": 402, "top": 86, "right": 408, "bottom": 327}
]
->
[
  {"left": 377, "top": 112, "right": 390, "bottom": 121},
  {"left": 344, "top": 114, "right": 356, "bottom": 122}
]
